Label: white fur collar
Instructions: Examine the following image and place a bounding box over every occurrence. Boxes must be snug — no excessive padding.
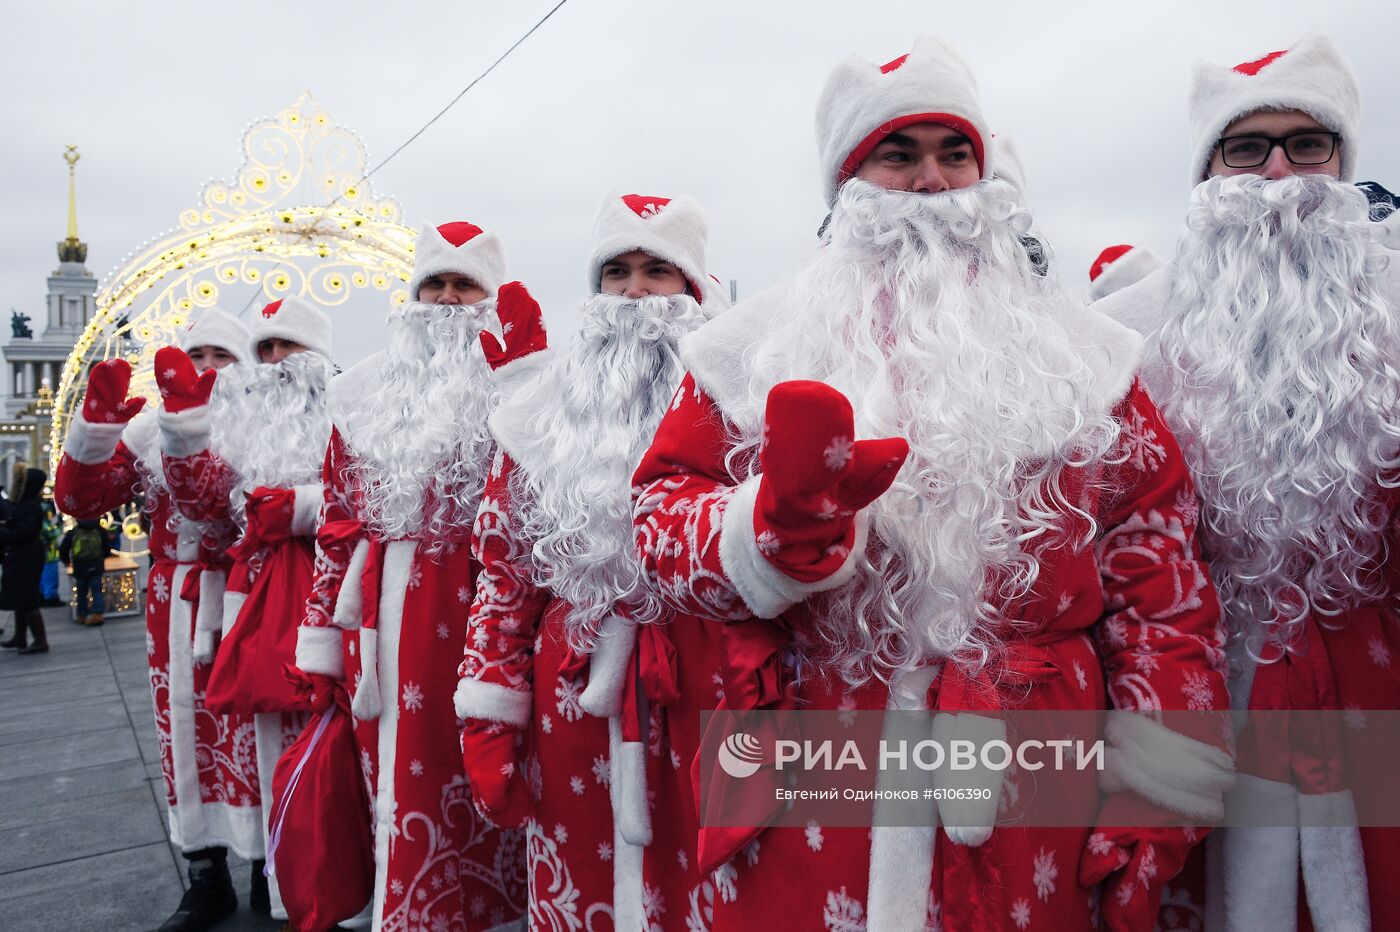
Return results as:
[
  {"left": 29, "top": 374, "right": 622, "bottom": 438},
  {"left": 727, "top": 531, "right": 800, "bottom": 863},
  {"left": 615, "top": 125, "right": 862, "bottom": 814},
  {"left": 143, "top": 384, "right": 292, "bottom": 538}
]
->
[{"left": 679, "top": 279, "right": 1146, "bottom": 443}]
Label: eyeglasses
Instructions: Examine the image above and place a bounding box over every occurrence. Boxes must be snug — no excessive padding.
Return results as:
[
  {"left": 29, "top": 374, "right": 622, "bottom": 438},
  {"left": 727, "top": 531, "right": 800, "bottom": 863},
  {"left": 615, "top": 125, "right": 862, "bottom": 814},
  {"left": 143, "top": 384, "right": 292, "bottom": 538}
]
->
[{"left": 1216, "top": 131, "right": 1341, "bottom": 169}]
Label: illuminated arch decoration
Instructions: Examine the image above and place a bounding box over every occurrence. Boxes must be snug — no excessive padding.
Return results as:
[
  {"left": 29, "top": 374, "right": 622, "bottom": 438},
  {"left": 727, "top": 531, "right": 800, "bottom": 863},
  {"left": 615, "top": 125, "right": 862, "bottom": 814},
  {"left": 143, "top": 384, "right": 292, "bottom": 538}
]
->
[{"left": 53, "top": 92, "right": 417, "bottom": 552}]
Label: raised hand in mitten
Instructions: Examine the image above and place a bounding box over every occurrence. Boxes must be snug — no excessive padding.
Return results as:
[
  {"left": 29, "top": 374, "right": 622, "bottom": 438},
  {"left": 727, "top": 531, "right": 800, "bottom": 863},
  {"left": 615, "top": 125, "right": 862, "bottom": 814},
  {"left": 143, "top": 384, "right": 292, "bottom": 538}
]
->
[
  {"left": 82, "top": 359, "right": 147, "bottom": 425},
  {"left": 1079, "top": 792, "right": 1203, "bottom": 932},
  {"left": 480, "top": 281, "right": 548, "bottom": 371},
  {"left": 461, "top": 717, "right": 531, "bottom": 828},
  {"left": 154, "top": 346, "right": 217, "bottom": 413},
  {"left": 755, "top": 380, "right": 908, "bottom": 580}
]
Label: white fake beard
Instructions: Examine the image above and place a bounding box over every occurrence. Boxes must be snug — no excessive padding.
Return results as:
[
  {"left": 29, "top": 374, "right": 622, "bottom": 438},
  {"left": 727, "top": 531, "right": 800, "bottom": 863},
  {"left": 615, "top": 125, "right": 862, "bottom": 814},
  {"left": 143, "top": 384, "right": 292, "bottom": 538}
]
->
[
  {"left": 219, "top": 351, "right": 335, "bottom": 525},
  {"left": 732, "top": 178, "right": 1119, "bottom": 688},
  {"left": 507, "top": 293, "right": 704, "bottom": 649},
  {"left": 344, "top": 300, "right": 498, "bottom": 550},
  {"left": 1149, "top": 173, "right": 1400, "bottom": 657}
]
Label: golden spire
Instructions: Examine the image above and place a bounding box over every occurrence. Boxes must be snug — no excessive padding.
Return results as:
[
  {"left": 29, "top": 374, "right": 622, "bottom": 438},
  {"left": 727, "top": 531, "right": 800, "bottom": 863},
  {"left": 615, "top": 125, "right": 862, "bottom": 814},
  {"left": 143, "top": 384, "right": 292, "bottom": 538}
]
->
[{"left": 58, "top": 145, "right": 87, "bottom": 264}]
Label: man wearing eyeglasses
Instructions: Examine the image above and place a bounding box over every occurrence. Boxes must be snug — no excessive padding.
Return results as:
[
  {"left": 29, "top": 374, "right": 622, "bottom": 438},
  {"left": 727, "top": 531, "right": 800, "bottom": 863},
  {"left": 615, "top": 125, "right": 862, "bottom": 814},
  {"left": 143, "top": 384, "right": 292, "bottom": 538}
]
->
[{"left": 1095, "top": 33, "right": 1400, "bottom": 932}]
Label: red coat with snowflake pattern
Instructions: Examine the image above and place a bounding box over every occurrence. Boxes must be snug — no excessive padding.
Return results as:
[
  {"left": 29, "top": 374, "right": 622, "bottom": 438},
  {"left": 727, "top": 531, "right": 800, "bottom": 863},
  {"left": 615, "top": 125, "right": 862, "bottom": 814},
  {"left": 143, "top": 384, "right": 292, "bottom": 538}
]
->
[
  {"left": 55, "top": 412, "right": 264, "bottom": 858},
  {"left": 630, "top": 373, "right": 1232, "bottom": 932}
]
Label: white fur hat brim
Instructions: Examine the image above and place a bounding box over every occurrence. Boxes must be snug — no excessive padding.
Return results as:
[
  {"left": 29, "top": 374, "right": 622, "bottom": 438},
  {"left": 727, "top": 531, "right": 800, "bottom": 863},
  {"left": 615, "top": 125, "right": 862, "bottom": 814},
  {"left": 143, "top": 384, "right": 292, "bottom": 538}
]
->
[
  {"left": 588, "top": 193, "right": 713, "bottom": 306},
  {"left": 251, "top": 296, "right": 332, "bottom": 359},
  {"left": 178, "top": 306, "right": 252, "bottom": 363},
  {"left": 816, "top": 34, "right": 994, "bottom": 207},
  {"left": 409, "top": 225, "right": 507, "bottom": 300},
  {"left": 1088, "top": 246, "right": 1163, "bottom": 303},
  {"left": 1187, "top": 33, "right": 1359, "bottom": 185}
]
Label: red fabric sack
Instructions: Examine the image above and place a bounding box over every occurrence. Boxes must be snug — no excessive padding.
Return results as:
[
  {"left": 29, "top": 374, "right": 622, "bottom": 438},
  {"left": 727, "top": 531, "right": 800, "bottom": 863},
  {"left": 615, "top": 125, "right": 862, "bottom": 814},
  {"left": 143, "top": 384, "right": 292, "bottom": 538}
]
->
[
  {"left": 268, "top": 684, "right": 374, "bottom": 932},
  {"left": 206, "top": 491, "right": 316, "bottom": 714}
]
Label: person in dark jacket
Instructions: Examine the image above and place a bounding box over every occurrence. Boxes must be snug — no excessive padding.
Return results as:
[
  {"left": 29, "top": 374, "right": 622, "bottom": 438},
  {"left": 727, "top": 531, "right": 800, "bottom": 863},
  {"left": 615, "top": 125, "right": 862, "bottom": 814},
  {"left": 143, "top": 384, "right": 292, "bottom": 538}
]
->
[
  {"left": 59, "top": 517, "right": 113, "bottom": 626},
  {"left": 0, "top": 466, "right": 51, "bottom": 653}
]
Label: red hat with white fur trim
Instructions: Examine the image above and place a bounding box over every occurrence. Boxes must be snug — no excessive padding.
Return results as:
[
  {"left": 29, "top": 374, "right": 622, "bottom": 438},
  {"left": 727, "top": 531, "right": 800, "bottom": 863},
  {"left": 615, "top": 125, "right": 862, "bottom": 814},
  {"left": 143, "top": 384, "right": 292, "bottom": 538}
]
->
[
  {"left": 1187, "top": 34, "right": 1359, "bottom": 185},
  {"left": 178, "top": 307, "right": 252, "bottom": 363},
  {"left": 588, "top": 193, "right": 724, "bottom": 311},
  {"left": 252, "top": 296, "right": 332, "bottom": 359},
  {"left": 1088, "top": 244, "right": 1163, "bottom": 302},
  {"left": 409, "top": 221, "right": 506, "bottom": 300},
  {"left": 816, "top": 34, "right": 993, "bottom": 207}
]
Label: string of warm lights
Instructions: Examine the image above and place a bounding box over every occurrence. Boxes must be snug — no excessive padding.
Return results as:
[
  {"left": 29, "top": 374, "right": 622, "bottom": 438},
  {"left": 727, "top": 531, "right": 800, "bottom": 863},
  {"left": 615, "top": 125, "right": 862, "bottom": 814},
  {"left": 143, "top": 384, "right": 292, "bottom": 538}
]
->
[{"left": 51, "top": 95, "right": 416, "bottom": 478}]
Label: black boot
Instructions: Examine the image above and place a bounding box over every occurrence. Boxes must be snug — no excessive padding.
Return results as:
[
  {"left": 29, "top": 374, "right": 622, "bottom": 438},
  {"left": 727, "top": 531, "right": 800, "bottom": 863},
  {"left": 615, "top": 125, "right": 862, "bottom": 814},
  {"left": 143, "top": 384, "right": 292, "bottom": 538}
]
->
[
  {"left": 249, "top": 859, "right": 270, "bottom": 915},
  {"left": 17, "top": 611, "right": 47, "bottom": 654},
  {"left": 159, "top": 849, "right": 237, "bottom": 931},
  {"left": 0, "top": 611, "right": 28, "bottom": 649}
]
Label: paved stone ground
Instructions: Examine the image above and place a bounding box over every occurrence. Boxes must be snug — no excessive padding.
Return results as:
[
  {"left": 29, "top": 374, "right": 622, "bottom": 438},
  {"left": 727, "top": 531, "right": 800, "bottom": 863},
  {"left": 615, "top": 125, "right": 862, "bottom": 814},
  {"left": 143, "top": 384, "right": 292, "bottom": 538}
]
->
[{"left": 0, "top": 605, "right": 281, "bottom": 932}]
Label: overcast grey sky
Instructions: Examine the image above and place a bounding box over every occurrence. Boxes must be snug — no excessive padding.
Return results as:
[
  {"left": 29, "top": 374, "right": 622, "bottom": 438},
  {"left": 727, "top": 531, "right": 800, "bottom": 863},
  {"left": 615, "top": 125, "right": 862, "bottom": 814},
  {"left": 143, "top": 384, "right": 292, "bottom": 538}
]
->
[{"left": 2, "top": 0, "right": 1397, "bottom": 367}]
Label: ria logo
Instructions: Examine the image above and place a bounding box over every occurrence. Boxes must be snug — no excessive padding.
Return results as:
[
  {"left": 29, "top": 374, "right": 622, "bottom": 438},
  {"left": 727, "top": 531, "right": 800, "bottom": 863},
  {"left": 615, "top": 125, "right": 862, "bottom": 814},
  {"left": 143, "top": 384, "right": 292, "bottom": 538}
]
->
[{"left": 717, "top": 732, "right": 764, "bottom": 779}]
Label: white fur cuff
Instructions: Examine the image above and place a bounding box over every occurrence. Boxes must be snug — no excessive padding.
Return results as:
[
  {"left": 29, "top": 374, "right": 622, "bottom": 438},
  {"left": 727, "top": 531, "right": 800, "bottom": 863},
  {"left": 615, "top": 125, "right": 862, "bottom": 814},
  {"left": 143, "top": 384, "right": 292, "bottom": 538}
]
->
[
  {"left": 290, "top": 483, "right": 323, "bottom": 538},
  {"left": 295, "top": 626, "right": 344, "bottom": 678},
  {"left": 192, "top": 629, "right": 217, "bottom": 666},
  {"left": 453, "top": 678, "right": 531, "bottom": 727},
  {"left": 158, "top": 405, "right": 212, "bottom": 459},
  {"left": 63, "top": 415, "right": 126, "bottom": 465},
  {"left": 717, "top": 474, "right": 868, "bottom": 619},
  {"left": 491, "top": 347, "right": 552, "bottom": 398},
  {"left": 1101, "top": 711, "right": 1235, "bottom": 821}
]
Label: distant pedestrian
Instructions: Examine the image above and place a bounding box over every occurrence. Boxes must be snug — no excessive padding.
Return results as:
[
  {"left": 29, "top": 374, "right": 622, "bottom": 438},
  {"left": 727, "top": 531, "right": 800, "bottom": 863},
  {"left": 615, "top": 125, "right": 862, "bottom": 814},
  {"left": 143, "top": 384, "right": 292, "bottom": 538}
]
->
[
  {"left": 39, "top": 500, "right": 65, "bottom": 607},
  {"left": 60, "top": 517, "right": 112, "bottom": 625},
  {"left": 0, "top": 466, "right": 52, "bottom": 654}
]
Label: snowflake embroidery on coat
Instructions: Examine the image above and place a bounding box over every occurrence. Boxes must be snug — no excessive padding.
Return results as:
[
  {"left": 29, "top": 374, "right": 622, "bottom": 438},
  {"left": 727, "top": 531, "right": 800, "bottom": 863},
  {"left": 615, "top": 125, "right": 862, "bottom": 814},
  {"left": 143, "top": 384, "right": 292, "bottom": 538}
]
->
[
  {"left": 598, "top": 841, "right": 612, "bottom": 861},
  {"left": 1180, "top": 671, "right": 1217, "bottom": 711},
  {"left": 642, "top": 883, "right": 666, "bottom": 920},
  {"left": 591, "top": 755, "right": 611, "bottom": 787},
  {"left": 553, "top": 823, "right": 568, "bottom": 844},
  {"left": 712, "top": 862, "right": 738, "bottom": 903},
  {"left": 1073, "top": 660, "right": 1088, "bottom": 691},
  {"left": 435, "top": 623, "right": 449, "bottom": 640},
  {"left": 1119, "top": 406, "right": 1167, "bottom": 473},
  {"left": 805, "top": 821, "right": 825, "bottom": 852},
  {"left": 409, "top": 759, "right": 424, "bottom": 777},
  {"left": 1010, "top": 897, "right": 1032, "bottom": 929},
  {"left": 1087, "top": 832, "right": 1115, "bottom": 857},
  {"left": 401, "top": 682, "right": 424, "bottom": 712},
  {"left": 152, "top": 574, "right": 170, "bottom": 603},
  {"left": 822, "top": 887, "right": 864, "bottom": 932},
  {"left": 457, "top": 585, "right": 472, "bottom": 604},
  {"left": 1368, "top": 636, "right": 1391, "bottom": 667},
  {"left": 756, "top": 530, "right": 780, "bottom": 556},
  {"left": 541, "top": 714, "right": 553, "bottom": 735},
  {"left": 1345, "top": 705, "right": 1367, "bottom": 731},
  {"left": 555, "top": 675, "right": 584, "bottom": 722},
  {"left": 1032, "top": 847, "right": 1058, "bottom": 901}
]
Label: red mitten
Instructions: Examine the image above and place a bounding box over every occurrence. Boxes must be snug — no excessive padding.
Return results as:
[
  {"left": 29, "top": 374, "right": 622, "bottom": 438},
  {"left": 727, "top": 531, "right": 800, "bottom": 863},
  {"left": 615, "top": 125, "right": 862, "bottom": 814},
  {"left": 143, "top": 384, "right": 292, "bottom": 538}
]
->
[
  {"left": 480, "top": 281, "right": 548, "bottom": 371},
  {"left": 755, "top": 380, "right": 908, "bottom": 579},
  {"left": 154, "top": 346, "right": 218, "bottom": 413},
  {"left": 284, "top": 664, "right": 341, "bottom": 714},
  {"left": 461, "top": 718, "right": 531, "bottom": 828},
  {"left": 83, "top": 359, "right": 147, "bottom": 425},
  {"left": 1079, "top": 792, "right": 1204, "bottom": 931}
]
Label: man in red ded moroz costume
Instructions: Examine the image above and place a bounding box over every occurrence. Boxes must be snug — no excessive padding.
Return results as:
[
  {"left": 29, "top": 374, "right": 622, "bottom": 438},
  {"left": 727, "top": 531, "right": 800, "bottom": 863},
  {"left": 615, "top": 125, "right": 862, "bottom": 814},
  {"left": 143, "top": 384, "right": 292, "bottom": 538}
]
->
[
  {"left": 456, "top": 192, "right": 728, "bottom": 929},
  {"left": 1092, "top": 34, "right": 1400, "bottom": 932},
  {"left": 56, "top": 308, "right": 269, "bottom": 931},
  {"left": 292, "top": 220, "right": 547, "bottom": 931},
  {"left": 630, "top": 35, "right": 1234, "bottom": 931},
  {"left": 152, "top": 294, "right": 336, "bottom": 923}
]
